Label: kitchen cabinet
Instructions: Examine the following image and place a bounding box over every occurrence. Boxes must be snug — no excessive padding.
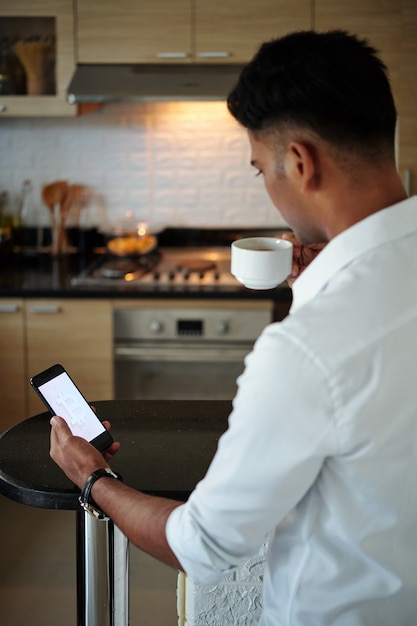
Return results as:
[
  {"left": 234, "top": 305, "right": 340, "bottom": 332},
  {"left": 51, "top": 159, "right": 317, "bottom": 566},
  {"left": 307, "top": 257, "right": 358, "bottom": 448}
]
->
[
  {"left": 194, "top": 0, "right": 310, "bottom": 63},
  {"left": 0, "top": 298, "right": 113, "bottom": 428},
  {"left": 0, "top": 0, "right": 75, "bottom": 117},
  {"left": 314, "top": 0, "right": 417, "bottom": 195},
  {"left": 77, "top": 0, "right": 191, "bottom": 64},
  {"left": 25, "top": 299, "right": 113, "bottom": 417},
  {"left": 77, "top": 0, "right": 311, "bottom": 64},
  {"left": 0, "top": 300, "right": 26, "bottom": 431}
]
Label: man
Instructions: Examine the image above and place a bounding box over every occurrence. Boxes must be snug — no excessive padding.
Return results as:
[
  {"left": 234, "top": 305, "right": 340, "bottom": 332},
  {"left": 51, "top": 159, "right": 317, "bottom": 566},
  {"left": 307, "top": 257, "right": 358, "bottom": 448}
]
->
[{"left": 50, "top": 30, "right": 417, "bottom": 624}]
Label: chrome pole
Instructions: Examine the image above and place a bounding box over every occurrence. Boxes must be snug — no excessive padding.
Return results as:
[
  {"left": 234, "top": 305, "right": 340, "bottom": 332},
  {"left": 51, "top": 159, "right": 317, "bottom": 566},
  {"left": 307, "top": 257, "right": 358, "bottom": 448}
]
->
[
  {"left": 76, "top": 512, "right": 130, "bottom": 626},
  {"left": 112, "top": 524, "right": 130, "bottom": 626},
  {"left": 81, "top": 511, "right": 112, "bottom": 626}
]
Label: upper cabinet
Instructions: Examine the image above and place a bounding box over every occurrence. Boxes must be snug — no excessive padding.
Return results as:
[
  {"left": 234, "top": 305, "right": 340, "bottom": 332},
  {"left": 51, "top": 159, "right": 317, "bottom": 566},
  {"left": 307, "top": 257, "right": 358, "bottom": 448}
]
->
[
  {"left": 0, "top": 0, "right": 75, "bottom": 117},
  {"left": 315, "top": 1, "right": 402, "bottom": 108},
  {"left": 77, "top": 0, "right": 192, "bottom": 64},
  {"left": 76, "top": 0, "right": 312, "bottom": 64},
  {"left": 314, "top": 0, "right": 417, "bottom": 194},
  {"left": 194, "top": 0, "right": 311, "bottom": 63}
]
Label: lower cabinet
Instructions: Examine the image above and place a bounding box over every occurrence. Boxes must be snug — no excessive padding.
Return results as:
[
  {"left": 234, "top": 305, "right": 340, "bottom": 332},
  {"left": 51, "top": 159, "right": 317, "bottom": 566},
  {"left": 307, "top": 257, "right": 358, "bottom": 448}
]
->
[
  {"left": 0, "top": 299, "right": 26, "bottom": 431},
  {"left": 0, "top": 298, "right": 113, "bottom": 431},
  {"left": 25, "top": 299, "right": 113, "bottom": 417}
]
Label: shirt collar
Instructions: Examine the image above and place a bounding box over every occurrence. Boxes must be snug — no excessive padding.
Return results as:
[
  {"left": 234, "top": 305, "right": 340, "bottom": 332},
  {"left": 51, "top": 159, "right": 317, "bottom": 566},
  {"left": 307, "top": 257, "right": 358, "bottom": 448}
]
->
[{"left": 290, "top": 196, "right": 417, "bottom": 314}]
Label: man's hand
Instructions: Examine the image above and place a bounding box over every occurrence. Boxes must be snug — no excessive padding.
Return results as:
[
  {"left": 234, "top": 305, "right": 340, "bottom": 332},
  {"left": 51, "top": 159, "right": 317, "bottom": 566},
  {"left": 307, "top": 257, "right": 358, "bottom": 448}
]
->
[
  {"left": 50, "top": 416, "right": 183, "bottom": 571},
  {"left": 50, "top": 416, "right": 120, "bottom": 488},
  {"left": 281, "top": 233, "right": 326, "bottom": 287}
]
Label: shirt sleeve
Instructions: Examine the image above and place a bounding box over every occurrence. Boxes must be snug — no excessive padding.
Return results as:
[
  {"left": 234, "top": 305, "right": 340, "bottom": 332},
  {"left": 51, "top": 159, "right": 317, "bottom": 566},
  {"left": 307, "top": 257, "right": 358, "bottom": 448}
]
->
[{"left": 166, "top": 322, "right": 339, "bottom": 585}]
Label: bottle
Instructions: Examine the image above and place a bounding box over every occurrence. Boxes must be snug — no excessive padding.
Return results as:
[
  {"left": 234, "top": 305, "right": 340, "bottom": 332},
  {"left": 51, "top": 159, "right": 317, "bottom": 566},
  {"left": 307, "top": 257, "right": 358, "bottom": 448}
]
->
[
  {"left": 20, "top": 179, "right": 35, "bottom": 226},
  {"left": 19, "top": 179, "right": 41, "bottom": 250}
]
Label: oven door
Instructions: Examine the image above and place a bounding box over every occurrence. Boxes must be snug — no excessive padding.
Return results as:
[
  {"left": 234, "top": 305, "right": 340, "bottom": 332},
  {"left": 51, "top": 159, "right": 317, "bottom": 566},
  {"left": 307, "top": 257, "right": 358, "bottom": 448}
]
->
[{"left": 114, "top": 341, "right": 252, "bottom": 400}]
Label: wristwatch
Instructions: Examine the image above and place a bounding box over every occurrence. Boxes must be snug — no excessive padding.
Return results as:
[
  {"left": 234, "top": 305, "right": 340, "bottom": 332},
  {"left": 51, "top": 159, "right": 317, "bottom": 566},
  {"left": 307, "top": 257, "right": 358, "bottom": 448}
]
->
[{"left": 79, "top": 467, "right": 123, "bottom": 521}]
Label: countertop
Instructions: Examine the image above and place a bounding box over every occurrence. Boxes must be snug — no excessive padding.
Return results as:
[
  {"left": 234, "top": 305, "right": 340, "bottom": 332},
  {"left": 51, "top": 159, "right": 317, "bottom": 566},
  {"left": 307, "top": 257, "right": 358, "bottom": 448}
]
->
[
  {"left": 0, "top": 399, "right": 231, "bottom": 510},
  {"left": 0, "top": 251, "right": 293, "bottom": 303}
]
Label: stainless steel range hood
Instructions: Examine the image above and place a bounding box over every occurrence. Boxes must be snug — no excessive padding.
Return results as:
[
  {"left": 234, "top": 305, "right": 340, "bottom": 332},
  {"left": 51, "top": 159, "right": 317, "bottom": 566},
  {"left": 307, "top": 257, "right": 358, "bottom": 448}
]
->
[{"left": 67, "top": 64, "right": 244, "bottom": 103}]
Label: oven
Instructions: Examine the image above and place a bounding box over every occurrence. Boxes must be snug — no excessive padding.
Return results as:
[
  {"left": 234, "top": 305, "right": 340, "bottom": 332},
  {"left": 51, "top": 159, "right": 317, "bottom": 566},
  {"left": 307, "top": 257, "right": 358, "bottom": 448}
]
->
[{"left": 113, "top": 300, "right": 272, "bottom": 401}]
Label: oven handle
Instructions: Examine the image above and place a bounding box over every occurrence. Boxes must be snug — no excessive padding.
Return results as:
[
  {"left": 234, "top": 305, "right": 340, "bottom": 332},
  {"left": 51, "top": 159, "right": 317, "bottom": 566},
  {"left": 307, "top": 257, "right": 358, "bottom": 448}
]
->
[{"left": 114, "top": 344, "right": 252, "bottom": 362}]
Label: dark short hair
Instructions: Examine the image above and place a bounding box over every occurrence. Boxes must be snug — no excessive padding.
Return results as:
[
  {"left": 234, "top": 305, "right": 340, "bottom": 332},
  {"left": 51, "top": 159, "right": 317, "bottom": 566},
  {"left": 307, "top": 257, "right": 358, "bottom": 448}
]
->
[{"left": 227, "top": 30, "right": 397, "bottom": 155}]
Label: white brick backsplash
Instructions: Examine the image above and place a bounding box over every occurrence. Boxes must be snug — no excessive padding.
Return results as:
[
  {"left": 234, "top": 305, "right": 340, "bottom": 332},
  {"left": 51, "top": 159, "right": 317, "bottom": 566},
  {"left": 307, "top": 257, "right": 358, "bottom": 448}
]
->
[{"left": 0, "top": 102, "right": 288, "bottom": 230}]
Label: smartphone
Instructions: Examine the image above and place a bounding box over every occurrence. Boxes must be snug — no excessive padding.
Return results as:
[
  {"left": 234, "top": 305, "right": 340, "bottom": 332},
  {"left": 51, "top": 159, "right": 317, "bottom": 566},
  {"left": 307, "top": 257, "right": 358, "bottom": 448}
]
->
[{"left": 30, "top": 363, "right": 113, "bottom": 452}]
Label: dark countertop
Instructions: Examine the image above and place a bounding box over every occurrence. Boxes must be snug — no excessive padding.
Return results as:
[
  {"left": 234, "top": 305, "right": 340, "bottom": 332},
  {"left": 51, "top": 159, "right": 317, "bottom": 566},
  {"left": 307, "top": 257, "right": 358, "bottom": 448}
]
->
[
  {"left": 0, "top": 399, "right": 231, "bottom": 510},
  {"left": 0, "top": 251, "right": 293, "bottom": 303}
]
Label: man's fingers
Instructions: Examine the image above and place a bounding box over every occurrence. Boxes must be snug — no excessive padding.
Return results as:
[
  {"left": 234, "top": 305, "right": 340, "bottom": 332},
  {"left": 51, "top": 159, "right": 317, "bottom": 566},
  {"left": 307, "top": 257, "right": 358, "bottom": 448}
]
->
[{"left": 50, "top": 415, "right": 72, "bottom": 438}]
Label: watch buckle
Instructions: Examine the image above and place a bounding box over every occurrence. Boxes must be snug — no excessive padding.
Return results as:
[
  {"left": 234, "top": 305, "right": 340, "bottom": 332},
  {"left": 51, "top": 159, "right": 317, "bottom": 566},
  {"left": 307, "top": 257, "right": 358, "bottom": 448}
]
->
[{"left": 78, "top": 496, "right": 110, "bottom": 521}]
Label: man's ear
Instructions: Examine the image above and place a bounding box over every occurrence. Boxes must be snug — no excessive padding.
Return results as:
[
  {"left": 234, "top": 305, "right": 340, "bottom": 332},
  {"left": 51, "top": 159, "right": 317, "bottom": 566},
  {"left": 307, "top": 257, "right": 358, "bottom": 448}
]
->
[{"left": 287, "top": 141, "right": 319, "bottom": 191}]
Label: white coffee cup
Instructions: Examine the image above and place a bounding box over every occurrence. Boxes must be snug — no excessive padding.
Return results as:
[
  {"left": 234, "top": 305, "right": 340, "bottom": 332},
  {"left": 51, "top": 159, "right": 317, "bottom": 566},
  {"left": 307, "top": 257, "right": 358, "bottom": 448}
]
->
[{"left": 231, "top": 237, "right": 293, "bottom": 290}]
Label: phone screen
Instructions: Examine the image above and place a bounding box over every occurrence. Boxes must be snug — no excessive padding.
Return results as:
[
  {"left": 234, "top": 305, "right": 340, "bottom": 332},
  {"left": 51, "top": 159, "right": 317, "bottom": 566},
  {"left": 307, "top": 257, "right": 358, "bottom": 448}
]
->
[{"left": 38, "top": 370, "right": 106, "bottom": 442}]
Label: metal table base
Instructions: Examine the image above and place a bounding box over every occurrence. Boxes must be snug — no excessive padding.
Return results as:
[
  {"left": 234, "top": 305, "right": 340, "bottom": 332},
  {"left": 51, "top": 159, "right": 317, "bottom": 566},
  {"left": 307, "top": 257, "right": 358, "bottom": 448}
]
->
[
  {"left": 77, "top": 512, "right": 129, "bottom": 626},
  {"left": 0, "top": 400, "right": 230, "bottom": 626}
]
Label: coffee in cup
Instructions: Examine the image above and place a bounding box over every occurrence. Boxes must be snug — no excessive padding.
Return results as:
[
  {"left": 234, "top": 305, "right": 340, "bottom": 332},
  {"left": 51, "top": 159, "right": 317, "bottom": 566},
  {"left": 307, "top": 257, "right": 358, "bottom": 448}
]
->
[{"left": 231, "top": 237, "right": 293, "bottom": 290}]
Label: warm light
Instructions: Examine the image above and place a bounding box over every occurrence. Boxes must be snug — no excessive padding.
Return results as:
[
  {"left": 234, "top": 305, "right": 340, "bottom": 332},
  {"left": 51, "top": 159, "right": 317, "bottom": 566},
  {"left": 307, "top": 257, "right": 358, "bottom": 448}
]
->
[
  {"left": 150, "top": 101, "right": 233, "bottom": 127},
  {"left": 124, "top": 273, "right": 135, "bottom": 282},
  {"left": 137, "top": 222, "right": 147, "bottom": 236},
  {"left": 205, "top": 251, "right": 222, "bottom": 262}
]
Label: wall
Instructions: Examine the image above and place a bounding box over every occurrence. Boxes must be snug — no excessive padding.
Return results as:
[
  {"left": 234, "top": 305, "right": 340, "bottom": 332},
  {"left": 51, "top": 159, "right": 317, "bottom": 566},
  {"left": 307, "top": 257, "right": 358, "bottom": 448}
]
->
[{"left": 0, "top": 102, "right": 287, "bottom": 232}]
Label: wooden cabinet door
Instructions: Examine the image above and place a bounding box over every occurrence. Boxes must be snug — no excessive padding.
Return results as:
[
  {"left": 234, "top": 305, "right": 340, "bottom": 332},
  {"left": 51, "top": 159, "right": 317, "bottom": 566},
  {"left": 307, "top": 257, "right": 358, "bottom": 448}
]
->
[
  {"left": 398, "top": 0, "right": 417, "bottom": 196},
  {"left": 315, "top": 0, "right": 402, "bottom": 99},
  {"left": 0, "top": 300, "right": 26, "bottom": 430},
  {"left": 314, "top": 0, "right": 416, "bottom": 195},
  {"left": 0, "top": 0, "right": 75, "bottom": 117},
  {"left": 195, "top": 0, "right": 311, "bottom": 63},
  {"left": 77, "top": 0, "right": 192, "bottom": 63},
  {"left": 77, "top": 0, "right": 311, "bottom": 64},
  {"left": 25, "top": 300, "right": 113, "bottom": 417}
]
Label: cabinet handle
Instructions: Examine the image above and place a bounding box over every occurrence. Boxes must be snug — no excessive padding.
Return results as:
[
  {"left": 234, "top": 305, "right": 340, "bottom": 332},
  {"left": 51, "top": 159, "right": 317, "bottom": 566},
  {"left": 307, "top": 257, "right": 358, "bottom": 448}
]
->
[
  {"left": 0, "top": 104, "right": 6, "bottom": 113},
  {"left": 155, "top": 52, "right": 190, "bottom": 59},
  {"left": 28, "top": 304, "right": 61, "bottom": 314},
  {"left": 196, "top": 51, "right": 231, "bottom": 58},
  {"left": 0, "top": 303, "right": 20, "bottom": 313}
]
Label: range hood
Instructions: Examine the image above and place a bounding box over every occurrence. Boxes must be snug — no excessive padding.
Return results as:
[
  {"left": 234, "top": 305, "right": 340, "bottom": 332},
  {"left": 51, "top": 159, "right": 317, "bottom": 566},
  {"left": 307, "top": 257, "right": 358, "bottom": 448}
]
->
[{"left": 67, "top": 64, "right": 244, "bottom": 103}]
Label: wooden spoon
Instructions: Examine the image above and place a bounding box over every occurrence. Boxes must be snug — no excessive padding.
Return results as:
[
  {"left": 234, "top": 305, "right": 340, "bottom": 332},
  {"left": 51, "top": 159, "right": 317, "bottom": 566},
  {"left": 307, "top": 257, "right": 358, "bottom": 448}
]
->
[
  {"left": 59, "top": 184, "right": 89, "bottom": 252},
  {"left": 42, "top": 181, "right": 68, "bottom": 254}
]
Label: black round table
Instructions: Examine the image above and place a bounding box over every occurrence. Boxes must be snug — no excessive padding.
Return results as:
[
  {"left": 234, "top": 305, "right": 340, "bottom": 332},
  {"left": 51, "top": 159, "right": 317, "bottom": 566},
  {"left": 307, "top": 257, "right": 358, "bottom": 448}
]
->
[{"left": 0, "top": 399, "right": 230, "bottom": 626}]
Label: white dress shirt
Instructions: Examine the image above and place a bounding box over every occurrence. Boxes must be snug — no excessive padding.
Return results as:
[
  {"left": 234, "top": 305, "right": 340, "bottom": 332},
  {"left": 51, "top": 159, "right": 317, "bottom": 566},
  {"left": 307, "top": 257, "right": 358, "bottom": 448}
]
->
[{"left": 167, "top": 196, "right": 417, "bottom": 625}]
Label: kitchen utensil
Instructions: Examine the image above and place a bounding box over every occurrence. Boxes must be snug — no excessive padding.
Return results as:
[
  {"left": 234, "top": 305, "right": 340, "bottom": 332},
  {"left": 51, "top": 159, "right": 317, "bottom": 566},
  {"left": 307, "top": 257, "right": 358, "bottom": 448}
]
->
[
  {"left": 14, "top": 38, "right": 54, "bottom": 95},
  {"left": 60, "top": 184, "right": 89, "bottom": 253},
  {"left": 106, "top": 234, "right": 157, "bottom": 257},
  {"left": 42, "top": 181, "right": 90, "bottom": 255},
  {"left": 42, "top": 181, "right": 68, "bottom": 255}
]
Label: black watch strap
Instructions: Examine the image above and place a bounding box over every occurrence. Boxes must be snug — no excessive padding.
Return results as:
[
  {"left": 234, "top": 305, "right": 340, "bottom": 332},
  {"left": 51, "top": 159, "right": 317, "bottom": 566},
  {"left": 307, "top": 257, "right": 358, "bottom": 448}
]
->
[{"left": 79, "top": 467, "right": 123, "bottom": 521}]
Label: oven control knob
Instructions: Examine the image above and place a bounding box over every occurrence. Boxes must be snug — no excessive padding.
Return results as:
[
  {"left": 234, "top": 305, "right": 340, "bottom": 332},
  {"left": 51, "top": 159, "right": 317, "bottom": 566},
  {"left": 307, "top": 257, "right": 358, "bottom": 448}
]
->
[
  {"left": 216, "top": 320, "right": 229, "bottom": 335},
  {"left": 149, "top": 319, "right": 164, "bottom": 334}
]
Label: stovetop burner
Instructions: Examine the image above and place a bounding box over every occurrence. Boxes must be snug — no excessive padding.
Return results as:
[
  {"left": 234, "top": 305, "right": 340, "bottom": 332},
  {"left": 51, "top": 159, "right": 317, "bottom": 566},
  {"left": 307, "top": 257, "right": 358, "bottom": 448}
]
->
[
  {"left": 96, "top": 251, "right": 160, "bottom": 279},
  {"left": 72, "top": 247, "right": 243, "bottom": 291}
]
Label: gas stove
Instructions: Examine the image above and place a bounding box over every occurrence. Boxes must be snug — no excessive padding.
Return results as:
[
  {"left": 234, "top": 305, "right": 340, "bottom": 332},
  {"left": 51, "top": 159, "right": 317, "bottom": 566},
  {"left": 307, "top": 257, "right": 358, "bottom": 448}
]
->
[{"left": 71, "top": 247, "right": 243, "bottom": 291}]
